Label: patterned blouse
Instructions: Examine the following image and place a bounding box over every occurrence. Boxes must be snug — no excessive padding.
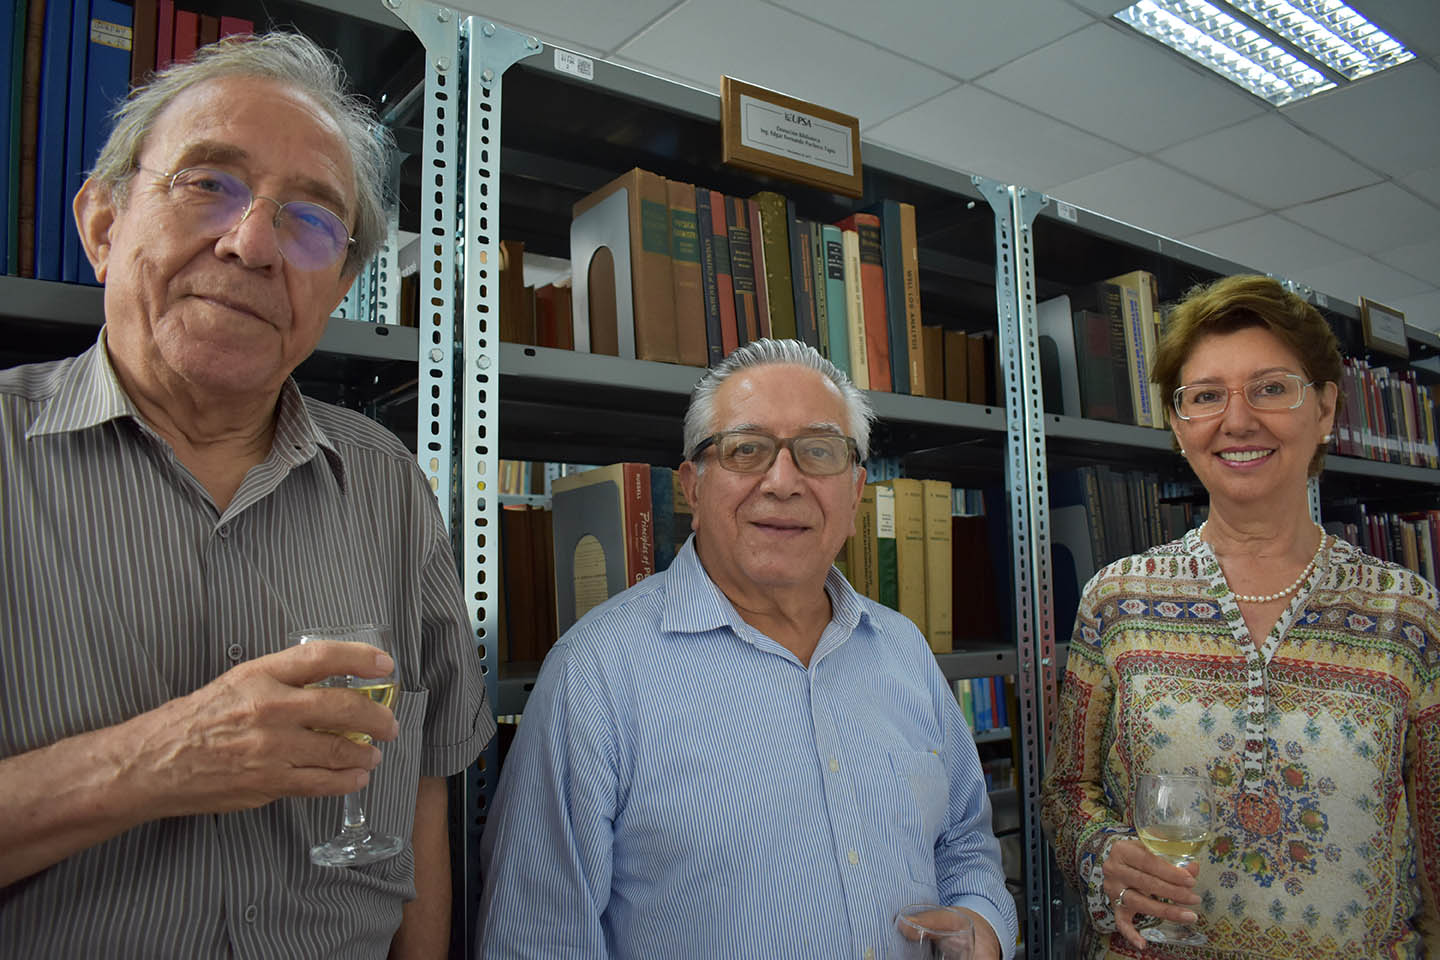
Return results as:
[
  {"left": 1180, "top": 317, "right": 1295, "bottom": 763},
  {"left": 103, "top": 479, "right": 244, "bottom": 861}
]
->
[{"left": 1041, "top": 527, "right": 1439, "bottom": 958}]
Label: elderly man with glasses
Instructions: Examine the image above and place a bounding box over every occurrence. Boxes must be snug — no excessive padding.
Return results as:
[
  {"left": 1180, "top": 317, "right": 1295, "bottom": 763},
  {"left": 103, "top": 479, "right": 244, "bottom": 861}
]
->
[
  {"left": 479, "top": 338, "right": 1016, "bottom": 959},
  {"left": 0, "top": 33, "right": 489, "bottom": 959}
]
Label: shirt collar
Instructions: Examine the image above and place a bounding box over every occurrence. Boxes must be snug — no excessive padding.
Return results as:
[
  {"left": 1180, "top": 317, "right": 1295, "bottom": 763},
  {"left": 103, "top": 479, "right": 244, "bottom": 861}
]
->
[{"left": 26, "top": 328, "right": 347, "bottom": 491}]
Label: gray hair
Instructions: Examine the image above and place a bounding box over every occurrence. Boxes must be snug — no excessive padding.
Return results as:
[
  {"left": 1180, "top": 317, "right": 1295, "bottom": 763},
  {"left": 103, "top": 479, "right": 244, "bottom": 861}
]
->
[
  {"left": 89, "top": 31, "right": 391, "bottom": 272},
  {"left": 682, "top": 338, "right": 876, "bottom": 466}
]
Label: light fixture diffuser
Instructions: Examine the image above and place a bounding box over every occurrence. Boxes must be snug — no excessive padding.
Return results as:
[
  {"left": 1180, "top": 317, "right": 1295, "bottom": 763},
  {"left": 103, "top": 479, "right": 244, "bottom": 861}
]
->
[
  {"left": 1223, "top": 0, "right": 1415, "bottom": 80},
  {"left": 1116, "top": 0, "right": 1336, "bottom": 105}
]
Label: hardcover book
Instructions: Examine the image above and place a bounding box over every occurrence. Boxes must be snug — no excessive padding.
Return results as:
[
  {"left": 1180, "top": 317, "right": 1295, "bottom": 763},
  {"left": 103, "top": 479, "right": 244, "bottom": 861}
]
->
[
  {"left": 665, "top": 178, "right": 708, "bottom": 365},
  {"left": 551, "top": 463, "right": 654, "bottom": 635},
  {"left": 836, "top": 212, "right": 890, "bottom": 392}
]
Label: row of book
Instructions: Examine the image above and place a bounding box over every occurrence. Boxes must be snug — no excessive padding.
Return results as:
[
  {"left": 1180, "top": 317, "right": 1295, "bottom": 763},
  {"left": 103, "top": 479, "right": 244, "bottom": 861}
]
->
[
  {"left": 2, "top": 0, "right": 254, "bottom": 281},
  {"left": 561, "top": 167, "right": 934, "bottom": 395},
  {"left": 1334, "top": 356, "right": 1440, "bottom": 468},
  {"left": 954, "top": 675, "right": 1011, "bottom": 736},
  {"left": 1326, "top": 505, "right": 1440, "bottom": 587}
]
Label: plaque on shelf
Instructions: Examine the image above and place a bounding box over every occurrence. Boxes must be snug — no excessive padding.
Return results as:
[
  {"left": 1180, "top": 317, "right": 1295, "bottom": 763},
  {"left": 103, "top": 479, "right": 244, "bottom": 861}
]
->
[
  {"left": 1360, "top": 296, "right": 1409, "bottom": 359},
  {"left": 720, "top": 77, "right": 863, "bottom": 198}
]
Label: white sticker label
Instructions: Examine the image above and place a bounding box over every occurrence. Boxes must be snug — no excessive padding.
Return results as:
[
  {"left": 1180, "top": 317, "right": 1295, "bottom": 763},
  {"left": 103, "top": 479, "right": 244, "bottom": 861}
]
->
[
  {"left": 554, "top": 49, "right": 594, "bottom": 80},
  {"left": 1314, "top": 291, "right": 1328, "bottom": 308},
  {"left": 1056, "top": 201, "right": 1078, "bottom": 223},
  {"left": 91, "top": 18, "right": 133, "bottom": 51},
  {"left": 738, "top": 94, "right": 853, "bottom": 175}
]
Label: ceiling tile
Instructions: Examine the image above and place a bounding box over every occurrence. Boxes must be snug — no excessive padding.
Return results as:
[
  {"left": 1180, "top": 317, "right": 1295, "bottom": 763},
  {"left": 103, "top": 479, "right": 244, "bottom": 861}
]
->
[
  {"left": 867, "top": 85, "right": 1135, "bottom": 188},
  {"left": 976, "top": 23, "right": 1264, "bottom": 152},
  {"left": 1387, "top": 289, "right": 1440, "bottom": 333},
  {"left": 1282, "top": 61, "right": 1440, "bottom": 178},
  {"left": 1048, "top": 158, "right": 1261, "bottom": 237},
  {"left": 1183, "top": 215, "right": 1358, "bottom": 278},
  {"left": 1156, "top": 116, "right": 1380, "bottom": 209},
  {"left": 770, "top": 0, "right": 1092, "bottom": 80},
  {"left": 1064, "top": 0, "right": 1130, "bottom": 15},
  {"left": 1376, "top": 239, "right": 1440, "bottom": 285},
  {"left": 1296, "top": 256, "right": 1431, "bottom": 306},
  {"left": 1401, "top": 165, "right": 1440, "bottom": 207},
  {"left": 449, "top": 0, "right": 679, "bottom": 55},
  {"left": 1281, "top": 182, "right": 1440, "bottom": 254},
  {"left": 610, "top": 0, "right": 956, "bottom": 125}
]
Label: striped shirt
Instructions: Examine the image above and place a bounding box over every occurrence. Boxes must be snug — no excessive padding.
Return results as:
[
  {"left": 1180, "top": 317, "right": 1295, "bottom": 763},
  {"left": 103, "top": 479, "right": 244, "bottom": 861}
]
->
[
  {"left": 478, "top": 536, "right": 1017, "bottom": 959},
  {"left": 0, "top": 335, "right": 493, "bottom": 959}
]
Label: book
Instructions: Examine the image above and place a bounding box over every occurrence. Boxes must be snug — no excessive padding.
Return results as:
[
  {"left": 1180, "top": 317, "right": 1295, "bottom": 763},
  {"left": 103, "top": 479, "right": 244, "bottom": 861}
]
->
[
  {"left": 550, "top": 463, "right": 654, "bottom": 634},
  {"left": 534, "top": 281, "right": 574, "bottom": 350},
  {"left": 573, "top": 168, "right": 679, "bottom": 364},
  {"left": 821, "top": 224, "right": 849, "bottom": 376},
  {"left": 498, "top": 239, "right": 533, "bottom": 344},
  {"left": 836, "top": 212, "right": 891, "bottom": 392},
  {"left": 921, "top": 324, "right": 943, "bottom": 400},
  {"left": 197, "top": 12, "right": 217, "bottom": 48},
  {"left": 706, "top": 187, "right": 738, "bottom": 357},
  {"left": 750, "top": 190, "right": 793, "bottom": 339},
  {"left": 865, "top": 200, "right": 910, "bottom": 394},
  {"left": 943, "top": 328, "right": 968, "bottom": 402},
  {"left": 155, "top": 0, "right": 172, "bottom": 71},
  {"left": 884, "top": 477, "right": 925, "bottom": 634},
  {"left": 898, "top": 201, "right": 926, "bottom": 397},
  {"left": 847, "top": 483, "right": 880, "bottom": 601},
  {"left": 790, "top": 217, "right": 816, "bottom": 347},
  {"left": 921, "top": 478, "right": 953, "bottom": 654},
  {"left": 500, "top": 505, "right": 540, "bottom": 663},
  {"left": 840, "top": 226, "right": 869, "bottom": 390},
  {"left": 967, "top": 331, "right": 993, "bottom": 406},
  {"left": 129, "top": 0, "right": 154, "bottom": 85},
  {"left": 1107, "top": 270, "right": 1163, "bottom": 427},
  {"left": 874, "top": 483, "right": 897, "bottom": 610},
  {"left": 694, "top": 186, "right": 724, "bottom": 365},
  {"left": 79, "top": 0, "right": 134, "bottom": 286},
  {"left": 0, "top": 0, "right": 17, "bottom": 273},
  {"left": 745, "top": 197, "right": 770, "bottom": 339},
  {"left": 665, "top": 178, "right": 707, "bottom": 366},
  {"left": 726, "top": 195, "right": 759, "bottom": 344},
  {"left": 810, "top": 219, "right": 828, "bottom": 358},
  {"left": 16, "top": 0, "right": 45, "bottom": 276},
  {"left": 31, "top": 0, "right": 70, "bottom": 280},
  {"left": 651, "top": 466, "right": 693, "bottom": 572},
  {"left": 218, "top": 15, "right": 251, "bottom": 38},
  {"left": 172, "top": 7, "right": 196, "bottom": 63},
  {"left": 952, "top": 514, "right": 1002, "bottom": 642},
  {"left": 1070, "top": 307, "right": 1130, "bottom": 424},
  {"left": 59, "top": 0, "right": 88, "bottom": 282}
]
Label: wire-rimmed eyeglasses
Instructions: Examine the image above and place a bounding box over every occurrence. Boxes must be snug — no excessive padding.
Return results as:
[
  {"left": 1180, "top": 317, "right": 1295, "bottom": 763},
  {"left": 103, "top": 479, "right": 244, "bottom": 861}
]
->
[
  {"left": 136, "top": 165, "right": 355, "bottom": 271},
  {"left": 1171, "top": 373, "right": 1316, "bottom": 421},
  {"left": 687, "top": 430, "right": 858, "bottom": 476}
]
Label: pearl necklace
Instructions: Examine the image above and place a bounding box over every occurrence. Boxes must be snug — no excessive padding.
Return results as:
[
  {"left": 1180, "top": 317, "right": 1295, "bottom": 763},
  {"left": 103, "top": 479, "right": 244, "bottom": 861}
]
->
[{"left": 1201, "top": 521, "right": 1327, "bottom": 604}]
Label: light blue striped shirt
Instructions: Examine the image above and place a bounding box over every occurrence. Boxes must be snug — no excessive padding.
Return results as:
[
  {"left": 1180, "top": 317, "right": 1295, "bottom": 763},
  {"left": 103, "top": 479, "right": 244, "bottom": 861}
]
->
[{"left": 478, "top": 537, "right": 1016, "bottom": 959}]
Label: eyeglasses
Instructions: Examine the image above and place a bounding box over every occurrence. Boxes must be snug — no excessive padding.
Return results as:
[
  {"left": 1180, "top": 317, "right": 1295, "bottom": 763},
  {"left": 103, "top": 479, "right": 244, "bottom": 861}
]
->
[
  {"left": 688, "top": 430, "right": 858, "bottom": 476},
  {"left": 137, "top": 165, "right": 355, "bottom": 271},
  {"left": 1172, "top": 373, "right": 1316, "bottom": 421}
]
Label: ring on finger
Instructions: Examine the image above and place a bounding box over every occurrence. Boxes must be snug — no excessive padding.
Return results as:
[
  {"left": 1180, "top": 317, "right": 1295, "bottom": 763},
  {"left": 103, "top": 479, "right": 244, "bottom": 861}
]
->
[{"left": 1110, "top": 886, "right": 1128, "bottom": 908}]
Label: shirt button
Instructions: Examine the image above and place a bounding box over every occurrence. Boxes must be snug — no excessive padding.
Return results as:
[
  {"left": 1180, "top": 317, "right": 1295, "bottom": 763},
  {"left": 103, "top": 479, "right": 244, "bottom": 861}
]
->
[
  {"left": 243, "top": 905, "right": 257, "bottom": 923},
  {"left": 864, "top": 949, "right": 875, "bottom": 960},
  {"left": 217, "top": 523, "right": 231, "bottom": 539},
  {"left": 226, "top": 643, "right": 244, "bottom": 662},
  {"left": 847, "top": 849, "right": 859, "bottom": 865},
  {"left": 828, "top": 756, "right": 839, "bottom": 773}
]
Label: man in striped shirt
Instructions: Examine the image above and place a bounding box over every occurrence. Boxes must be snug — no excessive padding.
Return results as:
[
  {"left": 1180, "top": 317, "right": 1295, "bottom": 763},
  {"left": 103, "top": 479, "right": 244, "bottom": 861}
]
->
[
  {"left": 480, "top": 339, "right": 1015, "bottom": 958},
  {"left": 0, "top": 34, "right": 489, "bottom": 958}
]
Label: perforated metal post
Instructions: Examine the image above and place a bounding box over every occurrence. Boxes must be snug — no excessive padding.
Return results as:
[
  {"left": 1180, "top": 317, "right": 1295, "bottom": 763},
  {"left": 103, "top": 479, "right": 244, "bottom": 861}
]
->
[
  {"left": 1308, "top": 476, "right": 1322, "bottom": 524},
  {"left": 978, "top": 178, "right": 1056, "bottom": 955}
]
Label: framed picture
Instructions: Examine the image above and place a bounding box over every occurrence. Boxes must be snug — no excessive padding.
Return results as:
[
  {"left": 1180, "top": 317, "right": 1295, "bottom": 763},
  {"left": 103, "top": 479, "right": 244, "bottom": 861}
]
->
[
  {"left": 1359, "top": 296, "right": 1409, "bottom": 359},
  {"left": 720, "top": 77, "right": 863, "bottom": 198}
]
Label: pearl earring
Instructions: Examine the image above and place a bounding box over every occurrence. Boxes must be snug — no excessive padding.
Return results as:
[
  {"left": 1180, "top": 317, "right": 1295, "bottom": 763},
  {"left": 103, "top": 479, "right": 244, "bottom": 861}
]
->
[
  {"left": 1180, "top": 447, "right": 1187, "bottom": 455},
  {"left": 1323, "top": 433, "right": 1333, "bottom": 443}
]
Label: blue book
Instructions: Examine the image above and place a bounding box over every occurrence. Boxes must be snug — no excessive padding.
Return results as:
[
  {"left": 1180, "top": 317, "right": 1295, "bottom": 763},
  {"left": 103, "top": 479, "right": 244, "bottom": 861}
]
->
[
  {"left": 821, "top": 223, "right": 849, "bottom": 377},
  {"left": 79, "top": 0, "right": 132, "bottom": 285},
  {"left": 991, "top": 676, "right": 1007, "bottom": 730},
  {"left": 32, "top": 0, "right": 72, "bottom": 280},
  {"left": 970, "top": 677, "right": 990, "bottom": 733},
  {"left": 650, "top": 465, "right": 677, "bottom": 573},
  {"left": 60, "top": 0, "right": 89, "bottom": 282},
  {"left": 0, "top": 0, "right": 17, "bottom": 273}
]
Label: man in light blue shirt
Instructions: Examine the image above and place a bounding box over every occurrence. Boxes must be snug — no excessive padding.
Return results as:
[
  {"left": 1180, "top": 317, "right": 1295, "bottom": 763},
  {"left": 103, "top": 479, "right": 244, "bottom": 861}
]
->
[{"left": 479, "top": 339, "right": 1016, "bottom": 959}]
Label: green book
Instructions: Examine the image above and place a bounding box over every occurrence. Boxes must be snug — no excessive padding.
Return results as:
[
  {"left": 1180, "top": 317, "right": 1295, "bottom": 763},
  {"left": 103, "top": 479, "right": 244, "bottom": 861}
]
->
[{"left": 875, "top": 482, "right": 898, "bottom": 611}]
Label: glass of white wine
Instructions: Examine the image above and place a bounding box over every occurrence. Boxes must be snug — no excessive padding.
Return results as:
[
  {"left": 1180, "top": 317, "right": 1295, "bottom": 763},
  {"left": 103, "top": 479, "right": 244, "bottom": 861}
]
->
[
  {"left": 1134, "top": 772, "right": 1213, "bottom": 946},
  {"left": 895, "top": 903, "right": 974, "bottom": 960},
  {"left": 290, "top": 624, "right": 404, "bottom": 868}
]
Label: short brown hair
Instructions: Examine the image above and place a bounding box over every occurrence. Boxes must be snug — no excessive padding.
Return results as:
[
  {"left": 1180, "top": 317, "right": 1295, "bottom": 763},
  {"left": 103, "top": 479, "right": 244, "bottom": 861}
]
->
[{"left": 1151, "top": 274, "right": 1343, "bottom": 476}]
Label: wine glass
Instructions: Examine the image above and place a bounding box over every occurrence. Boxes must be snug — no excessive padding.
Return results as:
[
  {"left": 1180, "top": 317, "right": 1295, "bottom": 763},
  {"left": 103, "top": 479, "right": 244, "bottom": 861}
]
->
[
  {"left": 1134, "top": 772, "right": 1212, "bottom": 945},
  {"left": 290, "top": 623, "right": 404, "bottom": 867},
  {"left": 895, "top": 903, "right": 973, "bottom": 960}
]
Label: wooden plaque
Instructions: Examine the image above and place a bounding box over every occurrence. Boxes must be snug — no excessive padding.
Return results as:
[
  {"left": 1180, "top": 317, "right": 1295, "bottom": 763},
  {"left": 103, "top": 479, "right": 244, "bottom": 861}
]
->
[
  {"left": 1360, "top": 296, "right": 1409, "bottom": 359},
  {"left": 720, "top": 77, "right": 863, "bottom": 198}
]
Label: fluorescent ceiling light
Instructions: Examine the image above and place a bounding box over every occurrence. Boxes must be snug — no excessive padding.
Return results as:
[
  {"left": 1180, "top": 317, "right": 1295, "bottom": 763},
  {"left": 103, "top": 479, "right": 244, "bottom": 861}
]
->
[{"left": 1115, "top": 0, "right": 1413, "bottom": 105}]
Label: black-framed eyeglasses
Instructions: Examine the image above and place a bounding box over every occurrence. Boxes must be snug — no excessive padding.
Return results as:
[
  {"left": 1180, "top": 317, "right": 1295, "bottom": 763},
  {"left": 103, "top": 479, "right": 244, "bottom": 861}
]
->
[
  {"left": 1172, "top": 373, "right": 1316, "bottom": 421},
  {"left": 136, "top": 165, "right": 356, "bottom": 271},
  {"left": 688, "top": 430, "right": 858, "bottom": 476}
]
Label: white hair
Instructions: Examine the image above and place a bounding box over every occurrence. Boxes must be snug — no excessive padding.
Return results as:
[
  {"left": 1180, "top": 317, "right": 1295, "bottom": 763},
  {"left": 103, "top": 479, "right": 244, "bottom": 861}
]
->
[{"left": 682, "top": 338, "right": 875, "bottom": 467}]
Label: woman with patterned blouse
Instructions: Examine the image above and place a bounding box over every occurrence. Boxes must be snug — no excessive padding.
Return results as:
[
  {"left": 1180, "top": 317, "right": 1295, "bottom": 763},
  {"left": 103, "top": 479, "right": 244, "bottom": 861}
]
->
[{"left": 1041, "top": 274, "right": 1439, "bottom": 958}]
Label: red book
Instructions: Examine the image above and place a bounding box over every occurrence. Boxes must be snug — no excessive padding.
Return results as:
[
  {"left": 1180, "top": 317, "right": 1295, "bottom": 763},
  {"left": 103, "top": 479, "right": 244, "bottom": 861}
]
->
[
  {"left": 747, "top": 199, "right": 771, "bottom": 339},
  {"left": 172, "top": 9, "right": 199, "bottom": 64},
  {"left": 726, "top": 195, "right": 760, "bottom": 344},
  {"left": 708, "top": 188, "right": 739, "bottom": 357},
  {"left": 157, "top": 0, "right": 175, "bottom": 71},
  {"left": 835, "top": 212, "right": 891, "bottom": 391},
  {"left": 219, "top": 16, "right": 253, "bottom": 38}
]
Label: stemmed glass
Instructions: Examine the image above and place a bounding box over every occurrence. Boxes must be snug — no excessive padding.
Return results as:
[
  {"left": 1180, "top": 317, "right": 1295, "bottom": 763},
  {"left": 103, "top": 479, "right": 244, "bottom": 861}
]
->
[
  {"left": 895, "top": 903, "right": 974, "bottom": 959},
  {"left": 290, "top": 624, "right": 404, "bottom": 867},
  {"left": 1134, "top": 772, "right": 1213, "bottom": 945}
]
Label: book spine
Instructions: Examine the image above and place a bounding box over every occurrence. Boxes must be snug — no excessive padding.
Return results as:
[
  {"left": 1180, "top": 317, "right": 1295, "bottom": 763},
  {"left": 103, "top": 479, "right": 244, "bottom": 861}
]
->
[
  {"left": 751, "top": 190, "right": 795, "bottom": 339},
  {"left": 650, "top": 466, "right": 677, "bottom": 572},
  {"left": 61, "top": 0, "right": 91, "bottom": 282},
  {"left": 707, "top": 189, "right": 738, "bottom": 358},
  {"left": 870, "top": 201, "right": 910, "bottom": 393},
  {"left": 156, "top": 0, "right": 173, "bottom": 72},
  {"left": 32, "top": 0, "right": 71, "bottom": 281},
  {"left": 80, "top": 0, "right": 135, "bottom": 285},
  {"left": 16, "top": 0, "right": 45, "bottom": 276},
  {"left": 810, "top": 220, "right": 828, "bottom": 357},
  {"left": 218, "top": 15, "right": 252, "bottom": 38},
  {"left": 841, "top": 229, "right": 869, "bottom": 390},
  {"left": 746, "top": 198, "right": 771, "bottom": 339},
  {"left": 198, "top": 12, "right": 217, "bottom": 47},
  {"left": 922, "top": 478, "right": 952, "bottom": 654},
  {"left": 844, "top": 213, "right": 891, "bottom": 392},
  {"left": 665, "top": 178, "right": 708, "bottom": 366},
  {"left": 790, "top": 218, "right": 816, "bottom": 347},
  {"left": 821, "top": 224, "right": 849, "bottom": 376},
  {"left": 726, "top": 195, "right": 759, "bottom": 345},
  {"left": 887, "top": 478, "right": 927, "bottom": 636},
  {"left": 172, "top": 7, "right": 196, "bottom": 63},
  {"left": 633, "top": 170, "right": 679, "bottom": 363},
  {"left": 1113, "top": 277, "right": 1152, "bottom": 427},
  {"left": 0, "top": 0, "right": 14, "bottom": 273},
  {"left": 899, "top": 202, "right": 925, "bottom": 396},
  {"left": 875, "top": 483, "right": 898, "bottom": 610},
  {"left": 694, "top": 186, "right": 724, "bottom": 366},
  {"left": 623, "top": 463, "right": 655, "bottom": 586}
]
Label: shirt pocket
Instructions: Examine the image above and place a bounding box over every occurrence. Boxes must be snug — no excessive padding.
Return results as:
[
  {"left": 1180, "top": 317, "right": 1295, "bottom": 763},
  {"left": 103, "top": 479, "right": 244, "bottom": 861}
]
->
[
  {"left": 890, "top": 749, "right": 949, "bottom": 884},
  {"left": 363, "top": 688, "right": 428, "bottom": 882}
]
